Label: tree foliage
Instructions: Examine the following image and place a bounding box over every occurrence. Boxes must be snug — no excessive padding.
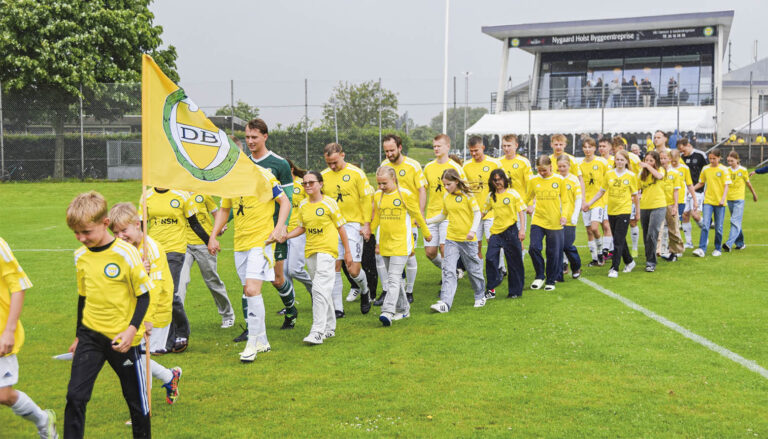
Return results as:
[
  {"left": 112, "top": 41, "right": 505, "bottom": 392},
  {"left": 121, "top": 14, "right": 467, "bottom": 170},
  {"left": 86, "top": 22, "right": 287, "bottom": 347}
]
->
[
  {"left": 0, "top": 0, "right": 178, "bottom": 178},
  {"left": 322, "top": 81, "right": 398, "bottom": 129},
  {"left": 215, "top": 100, "right": 260, "bottom": 121},
  {"left": 429, "top": 107, "right": 488, "bottom": 141}
]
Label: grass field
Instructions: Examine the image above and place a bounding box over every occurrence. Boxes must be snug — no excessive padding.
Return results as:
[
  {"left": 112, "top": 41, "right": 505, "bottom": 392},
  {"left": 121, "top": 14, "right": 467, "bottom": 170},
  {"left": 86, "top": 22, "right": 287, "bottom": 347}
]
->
[{"left": 1, "top": 179, "right": 768, "bottom": 438}]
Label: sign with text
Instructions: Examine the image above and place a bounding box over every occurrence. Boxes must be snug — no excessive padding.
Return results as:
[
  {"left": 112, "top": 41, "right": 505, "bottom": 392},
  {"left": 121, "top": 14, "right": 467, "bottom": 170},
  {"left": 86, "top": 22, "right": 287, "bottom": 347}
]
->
[{"left": 509, "top": 26, "right": 716, "bottom": 48}]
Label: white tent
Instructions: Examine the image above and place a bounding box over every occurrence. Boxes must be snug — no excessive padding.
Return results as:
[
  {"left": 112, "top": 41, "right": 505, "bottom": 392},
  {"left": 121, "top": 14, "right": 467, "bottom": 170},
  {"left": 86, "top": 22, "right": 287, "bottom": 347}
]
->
[
  {"left": 466, "top": 106, "right": 716, "bottom": 136},
  {"left": 733, "top": 113, "right": 768, "bottom": 136}
]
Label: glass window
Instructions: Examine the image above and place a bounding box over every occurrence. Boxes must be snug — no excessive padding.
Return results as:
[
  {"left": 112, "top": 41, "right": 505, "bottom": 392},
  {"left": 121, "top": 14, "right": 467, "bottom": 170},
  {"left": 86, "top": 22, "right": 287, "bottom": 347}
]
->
[
  {"left": 660, "top": 54, "right": 700, "bottom": 106},
  {"left": 624, "top": 56, "right": 660, "bottom": 107},
  {"left": 700, "top": 53, "right": 714, "bottom": 105}
]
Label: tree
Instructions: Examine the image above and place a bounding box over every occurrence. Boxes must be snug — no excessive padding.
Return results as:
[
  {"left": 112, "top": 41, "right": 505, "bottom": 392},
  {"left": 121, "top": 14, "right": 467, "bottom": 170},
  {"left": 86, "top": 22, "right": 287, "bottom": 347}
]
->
[
  {"left": 0, "top": 0, "right": 178, "bottom": 179},
  {"left": 429, "top": 107, "right": 488, "bottom": 143},
  {"left": 215, "top": 100, "right": 259, "bottom": 121},
  {"left": 322, "top": 81, "right": 398, "bottom": 129}
]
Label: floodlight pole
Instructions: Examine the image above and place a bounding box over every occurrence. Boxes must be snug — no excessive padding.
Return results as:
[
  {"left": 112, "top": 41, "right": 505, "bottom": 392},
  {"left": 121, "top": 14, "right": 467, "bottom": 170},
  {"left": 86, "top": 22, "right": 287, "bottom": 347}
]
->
[
  {"left": 676, "top": 73, "right": 681, "bottom": 136},
  {"left": 332, "top": 98, "right": 338, "bottom": 144},
  {"left": 80, "top": 84, "right": 85, "bottom": 180},
  {"left": 463, "top": 72, "right": 471, "bottom": 160},
  {"left": 441, "top": 0, "right": 450, "bottom": 134},
  {"left": 378, "top": 77, "right": 383, "bottom": 164},
  {"left": 304, "top": 78, "right": 309, "bottom": 168},
  {"left": 1, "top": 80, "right": 5, "bottom": 178},
  {"left": 749, "top": 71, "right": 753, "bottom": 162},
  {"left": 230, "top": 80, "right": 235, "bottom": 135}
]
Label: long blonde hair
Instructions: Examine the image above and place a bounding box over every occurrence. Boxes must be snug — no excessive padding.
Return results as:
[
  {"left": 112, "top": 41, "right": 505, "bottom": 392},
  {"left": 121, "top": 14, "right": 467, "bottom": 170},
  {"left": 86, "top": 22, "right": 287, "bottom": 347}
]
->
[
  {"left": 441, "top": 168, "right": 472, "bottom": 196},
  {"left": 375, "top": 166, "right": 404, "bottom": 205}
]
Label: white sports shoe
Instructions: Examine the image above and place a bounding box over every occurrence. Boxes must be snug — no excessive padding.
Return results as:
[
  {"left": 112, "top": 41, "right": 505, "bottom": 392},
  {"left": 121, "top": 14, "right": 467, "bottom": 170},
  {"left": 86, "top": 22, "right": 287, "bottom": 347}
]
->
[
  {"left": 254, "top": 341, "right": 271, "bottom": 353},
  {"left": 456, "top": 268, "right": 465, "bottom": 279},
  {"left": 608, "top": 269, "right": 619, "bottom": 278},
  {"left": 303, "top": 332, "right": 324, "bottom": 345},
  {"left": 684, "top": 243, "right": 694, "bottom": 249},
  {"left": 379, "top": 312, "right": 393, "bottom": 326},
  {"left": 40, "top": 409, "right": 58, "bottom": 439},
  {"left": 712, "top": 250, "right": 722, "bottom": 257},
  {"left": 623, "top": 260, "right": 636, "bottom": 273},
  {"left": 323, "top": 329, "right": 335, "bottom": 339},
  {"left": 544, "top": 284, "right": 556, "bottom": 291},
  {"left": 430, "top": 301, "right": 449, "bottom": 313},
  {"left": 220, "top": 318, "right": 235, "bottom": 329},
  {"left": 692, "top": 248, "right": 705, "bottom": 257},
  {"left": 530, "top": 279, "right": 545, "bottom": 290},
  {"left": 345, "top": 288, "right": 361, "bottom": 302},
  {"left": 392, "top": 311, "right": 410, "bottom": 321},
  {"left": 473, "top": 298, "right": 486, "bottom": 308},
  {"left": 239, "top": 343, "right": 258, "bottom": 363}
]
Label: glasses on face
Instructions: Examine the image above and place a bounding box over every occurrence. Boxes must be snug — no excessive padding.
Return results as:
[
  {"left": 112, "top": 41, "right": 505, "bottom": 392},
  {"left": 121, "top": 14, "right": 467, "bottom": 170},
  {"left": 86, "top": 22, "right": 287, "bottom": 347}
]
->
[{"left": 301, "top": 181, "right": 318, "bottom": 187}]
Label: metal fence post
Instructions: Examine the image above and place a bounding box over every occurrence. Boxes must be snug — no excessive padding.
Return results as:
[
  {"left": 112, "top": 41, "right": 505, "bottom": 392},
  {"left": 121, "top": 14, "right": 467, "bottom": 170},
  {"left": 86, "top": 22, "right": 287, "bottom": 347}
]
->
[
  {"left": 80, "top": 84, "right": 85, "bottom": 179},
  {"left": 304, "top": 78, "right": 309, "bottom": 168},
  {"left": 600, "top": 75, "right": 605, "bottom": 134},
  {"left": 0, "top": 80, "right": 4, "bottom": 178}
]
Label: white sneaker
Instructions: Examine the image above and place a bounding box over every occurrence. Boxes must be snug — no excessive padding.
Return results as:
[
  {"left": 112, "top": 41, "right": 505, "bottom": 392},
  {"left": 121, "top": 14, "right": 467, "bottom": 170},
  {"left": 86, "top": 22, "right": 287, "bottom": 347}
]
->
[
  {"left": 40, "top": 409, "right": 58, "bottom": 439},
  {"left": 255, "top": 341, "right": 271, "bottom": 353},
  {"left": 623, "top": 260, "right": 636, "bottom": 273},
  {"left": 220, "top": 318, "right": 235, "bottom": 329},
  {"left": 430, "top": 301, "right": 449, "bottom": 313},
  {"left": 323, "top": 329, "right": 335, "bottom": 339},
  {"left": 530, "top": 279, "right": 544, "bottom": 290},
  {"left": 608, "top": 269, "right": 619, "bottom": 278},
  {"left": 379, "top": 312, "right": 394, "bottom": 326},
  {"left": 303, "top": 332, "right": 324, "bottom": 345},
  {"left": 684, "top": 243, "right": 694, "bottom": 249},
  {"left": 345, "top": 288, "right": 360, "bottom": 302},
  {"left": 456, "top": 268, "right": 465, "bottom": 279},
  {"left": 239, "top": 342, "right": 258, "bottom": 362},
  {"left": 712, "top": 250, "right": 722, "bottom": 257},
  {"left": 473, "top": 298, "right": 486, "bottom": 308},
  {"left": 544, "top": 284, "right": 556, "bottom": 291},
  {"left": 392, "top": 311, "right": 410, "bottom": 321},
  {"left": 692, "top": 248, "right": 705, "bottom": 257}
]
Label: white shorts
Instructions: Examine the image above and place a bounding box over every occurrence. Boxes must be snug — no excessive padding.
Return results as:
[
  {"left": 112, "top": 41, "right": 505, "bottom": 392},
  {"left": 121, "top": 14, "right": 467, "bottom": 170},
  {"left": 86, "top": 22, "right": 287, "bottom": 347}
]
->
[
  {"left": 147, "top": 324, "right": 170, "bottom": 353},
  {"left": 0, "top": 354, "right": 19, "bottom": 387},
  {"left": 582, "top": 206, "right": 604, "bottom": 226},
  {"left": 684, "top": 191, "right": 704, "bottom": 213},
  {"left": 425, "top": 220, "right": 449, "bottom": 247},
  {"left": 235, "top": 245, "right": 275, "bottom": 284},
  {"left": 337, "top": 222, "right": 363, "bottom": 262},
  {"left": 477, "top": 218, "right": 493, "bottom": 241}
]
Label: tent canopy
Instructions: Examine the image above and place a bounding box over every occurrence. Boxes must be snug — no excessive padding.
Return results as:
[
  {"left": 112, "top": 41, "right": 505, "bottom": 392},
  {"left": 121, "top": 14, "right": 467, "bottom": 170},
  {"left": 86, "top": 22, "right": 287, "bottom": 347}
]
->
[
  {"left": 466, "top": 106, "right": 715, "bottom": 136},
  {"left": 733, "top": 113, "right": 768, "bottom": 136}
]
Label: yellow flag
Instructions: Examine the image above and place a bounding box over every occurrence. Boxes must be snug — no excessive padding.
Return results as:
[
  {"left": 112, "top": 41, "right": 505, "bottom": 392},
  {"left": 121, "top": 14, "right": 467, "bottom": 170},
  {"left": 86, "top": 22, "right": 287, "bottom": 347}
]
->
[{"left": 142, "top": 54, "right": 272, "bottom": 201}]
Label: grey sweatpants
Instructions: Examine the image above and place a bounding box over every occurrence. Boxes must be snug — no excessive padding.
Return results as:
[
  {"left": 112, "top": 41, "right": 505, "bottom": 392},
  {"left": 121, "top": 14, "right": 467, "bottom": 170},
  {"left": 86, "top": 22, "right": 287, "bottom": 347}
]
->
[
  {"left": 285, "top": 234, "right": 314, "bottom": 294},
  {"left": 440, "top": 240, "right": 486, "bottom": 309},
  {"left": 640, "top": 207, "right": 666, "bottom": 267},
  {"left": 178, "top": 244, "right": 234, "bottom": 320},
  {"left": 381, "top": 255, "right": 408, "bottom": 315}
]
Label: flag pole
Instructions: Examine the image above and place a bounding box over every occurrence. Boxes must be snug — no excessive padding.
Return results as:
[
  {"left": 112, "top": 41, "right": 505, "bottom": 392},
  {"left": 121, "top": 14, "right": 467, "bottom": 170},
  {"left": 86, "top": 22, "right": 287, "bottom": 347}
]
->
[{"left": 141, "top": 54, "right": 152, "bottom": 417}]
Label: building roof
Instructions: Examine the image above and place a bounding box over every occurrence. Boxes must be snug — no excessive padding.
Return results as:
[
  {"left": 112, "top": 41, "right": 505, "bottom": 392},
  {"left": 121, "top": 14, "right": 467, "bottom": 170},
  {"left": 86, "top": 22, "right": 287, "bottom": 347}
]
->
[{"left": 723, "top": 57, "right": 768, "bottom": 85}]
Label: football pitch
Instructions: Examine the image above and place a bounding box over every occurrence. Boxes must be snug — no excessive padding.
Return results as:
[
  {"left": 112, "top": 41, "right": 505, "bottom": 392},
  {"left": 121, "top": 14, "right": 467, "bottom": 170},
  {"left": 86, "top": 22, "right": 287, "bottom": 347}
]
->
[{"left": 1, "top": 180, "right": 767, "bottom": 437}]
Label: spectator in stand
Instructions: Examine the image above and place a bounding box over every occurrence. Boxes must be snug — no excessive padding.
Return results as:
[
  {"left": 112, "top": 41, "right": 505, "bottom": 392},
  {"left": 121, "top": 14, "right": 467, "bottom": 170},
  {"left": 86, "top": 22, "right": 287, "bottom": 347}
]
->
[
  {"left": 640, "top": 78, "right": 653, "bottom": 107},
  {"left": 628, "top": 76, "right": 639, "bottom": 107},
  {"left": 610, "top": 78, "right": 621, "bottom": 108}
]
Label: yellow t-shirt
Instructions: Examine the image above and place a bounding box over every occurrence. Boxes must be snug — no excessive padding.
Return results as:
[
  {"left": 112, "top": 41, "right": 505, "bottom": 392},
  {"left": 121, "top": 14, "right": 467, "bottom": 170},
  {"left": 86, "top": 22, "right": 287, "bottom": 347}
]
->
[
  {"left": 527, "top": 174, "right": 566, "bottom": 230},
  {"left": 463, "top": 156, "right": 502, "bottom": 219},
  {"left": 139, "top": 189, "right": 198, "bottom": 254},
  {"left": 699, "top": 164, "right": 732, "bottom": 205},
  {"left": 500, "top": 155, "right": 532, "bottom": 197},
  {"left": 0, "top": 238, "right": 32, "bottom": 356},
  {"left": 423, "top": 159, "right": 467, "bottom": 218},
  {"left": 297, "top": 196, "right": 346, "bottom": 258},
  {"left": 74, "top": 239, "right": 154, "bottom": 346},
  {"left": 550, "top": 152, "right": 582, "bottom": 177},
  {"left": 441, "top": 191, "right": 480, "bottom": 242},
  {"left": 639, "top": 170, "right": 667, "bottom": 210},
  {"left": 671, "top": 163, "right": 693, "bottom": 190},
  {"left": 602, "top": 169, "right": 638, "bottom": 216},
  {"left": 321, "top": 164, "right": 374, "bottom": 224},
  {"left": 662, "top": 166, "right": 683, "bottom": 206},
  {"left": 288, "top": 176, "right": 307, "bottom": 233},
  {"left": 561, "top": 174, "right": 582, "bottom": 226},
  {"left": 627, "top": 152, "right": 642, "bottom": 175},
  {"left": 579, "top": 157, "right": 609, "bottom": 209},
  {"left": 139, "top": 236, "right": 173, "bottom": 328},
  {"left": 601, "top": 155, "right": 615, "bottom": 171},
  {"left": 727, "top": 166, "right": 749, "bottom": 201},
  {"left": 482, "top": 189, "right": 526, "bottom": 235},
  {"left": 184, "top": 193, "right": 217, "bottom": 246},
  {"left": 221, "top": 169, "right": 283, "bottom": 252},
  {"left": 371, "top": 188, "right": 429, "bottom": 257},
  {"left": 381, "top": 156, "right": 427, "bottom": 196}
]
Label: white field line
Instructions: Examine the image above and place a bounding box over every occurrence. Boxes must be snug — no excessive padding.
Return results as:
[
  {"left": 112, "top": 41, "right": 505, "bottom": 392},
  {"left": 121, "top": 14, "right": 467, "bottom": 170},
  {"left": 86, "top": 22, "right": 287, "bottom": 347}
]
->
[{"left": 579, "top": 277, "right": 768, "bottom": 380}]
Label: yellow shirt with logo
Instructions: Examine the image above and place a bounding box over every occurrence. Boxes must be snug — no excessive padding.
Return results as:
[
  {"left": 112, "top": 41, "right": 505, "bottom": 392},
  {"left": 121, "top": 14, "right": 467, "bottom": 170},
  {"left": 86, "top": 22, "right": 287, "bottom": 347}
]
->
[
  {"left": 500, "top": 155, "right": 532, "bottom": 197},
  {"left": 423, "top": 159, "right": 467, "bottom": 218},
  {"left": 381, "top": 156, "right": 427, "bottom": 196},
  {"left": 0, "top": 238, "right": 32, "bottom": 356},
  {"left": 603, "top": 155, "right": 615, "bottom": 171},
  {"left": 74, "top": 239, "right": 154, "bottom": 346},
  {"left": 526, "top": 174, "right": 566, "bottom": 230},
  {"left": 297, "top": 196, "right": 346, "bottom": 259},
  {"left": 602, "top": 169, "right": 638, "bottom": 216},
  {"left": 139, "top": 189, "right": 198, "bottom": 254},
  {"left": 321, "top": 164, "right": 374, "bottom": 224},
  {"left": 699, "top": 164, "right": 732, "bottom": 205},
  {"left": 671, "top": 163, "right": 693, "bottom": 191},
  {"left": 371, "top": 188, "right": 430, "bottom": 256},
  {"left": 185, "top": 193, "right": 217, "bottom": 246},
  {"left": 627, "top": 152, "right": 642, "bottom": 175},
  {"left": 579, "top": 157, "right": 609, "bottom": 209},
  {"left": 482, "top": 189, "right": 526, "bottom": 235},
  {"left": 221, "top": 169, "right": 283, "bottom": 252},
  {"left": 639, "top": 170, "right": 667, "bottom": 210},
  {"left": 561, "top": 174, "right": 583, "bottom": 226},
  {"left": 288, "top": 176, "right": 307, "bottom": 233},
  {"left": 662, "top": 166, "right": 683, "bottom": 206},
  {"left": 727, "top": 166, "right": 749, "bottom": 201},
  {"left": 440, "top": 191, "right": 480, "bottom": 242},
  {"left": 463, "top": 156, "right": 502, "bottom": 219},
  {"left": 550, "top": 152, "right": 582, "bottom": 177},
  {"left": 139, "top": 236, "right": 173, "bottom": 328}
]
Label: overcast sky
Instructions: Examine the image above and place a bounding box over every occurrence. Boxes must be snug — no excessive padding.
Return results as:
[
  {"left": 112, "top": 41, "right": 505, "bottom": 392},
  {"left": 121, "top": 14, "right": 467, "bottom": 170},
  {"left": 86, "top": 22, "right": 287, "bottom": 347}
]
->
[{"left": 149, "top": 0, "right": 767, "bottom": 127}]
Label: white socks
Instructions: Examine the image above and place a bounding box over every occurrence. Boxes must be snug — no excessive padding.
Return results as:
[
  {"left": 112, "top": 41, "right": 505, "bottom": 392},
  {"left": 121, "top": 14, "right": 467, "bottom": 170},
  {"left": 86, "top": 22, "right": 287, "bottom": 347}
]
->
[
  {"left": 429, "top": 254, "right": 443, "bottom": 269},
  {"left": 11, "top": 391, "right": 47, "bottom": 429},
  {"left": 588, "top": 240, "right": 598, "bottom": 260},
  {"left": 351, "top": 270, "right": 368, "bottom": 297},
  {"left": 405, "top": 255, "right": 418, "bottom": 294},
  {"left": 604, "top": 236, "right": 614, "bottom": 252},
  {"left": 682, "top": 221, "right": 693, "bottom": 246},
  {"left": 151, "top": 360, "right": 173, "bottom": 385},
  {"left": 332, "top": 271, "right": 343, "bottom": 311},
  {"left": 245, "top": 295, "right": 267, "bottom": 345},
  {"left": 630, "top": 226, "right": 640, "bottom": 251}
]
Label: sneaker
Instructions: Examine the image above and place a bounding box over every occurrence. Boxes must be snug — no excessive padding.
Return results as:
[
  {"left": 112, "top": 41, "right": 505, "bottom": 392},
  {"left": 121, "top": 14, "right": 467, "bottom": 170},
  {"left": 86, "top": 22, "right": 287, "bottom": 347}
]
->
[
  {"left": 171, "top": 338, "right": 188, "bottom": 353},
  {"left": 544, "top": 284, "right": 556, "bottom": 291},
  {"left": 661, "top": 253, "right": 678, "bottom": 262},
  {"left": 571, "top": 269, "right": 582, "bottom": 279},
  {"left": 623, "top": 260, "right": 636, "bottom": 273},
  {"left": 346, "top": 288, "right": 361, "bottom": 302},
  {"left": 392, "top": 311, "right": 410, "bottom": 320},
  {"left": 735, "top": 244, "right": 746, "bottom": 250},
  {"left": 280, "top": 315, "right": 296, "bottom": 330},
  {"left": 430, "top": 301, "right": 449, "bottom": 313},
  {"left": 220, "top": 318, "right": 235, "bottom": 329},
  {"left": 373, "top": 292, "right": 386, "bottom": 307},
  {"left": 360, "top": 292, "right": 372, "bottom": 315},
  {"left": 684, "top": 243, "right": 694, "bottom": 249},
  {"left": 474, "top": 298, "right": 486, "bottom": 308},
  {"left": 692, "top": 248, "right": 705, "bottom": 257},
  {"left": 162, "top": 367, "right": 182, "bottom": 405},
  {"left": 484, "top": 289, "right": 496, "bottom": 300},
  {"left": 506, "top": 293, "right": 522, "bottom": 299},
  {"left": 562, "top": 262, "right": 569, "bottom": 274},
  {"left": 255, "top": 341, "right": 271, "bottom": 353},
  {"left": 276, "top": 307, "right": 287, "bottom": 316},
  {"left": 602, "top": 249, "right": 612, "bottom": 260},
  {"left": 379, "top": 312, "right": 393, "bottom": 326},
  {"left": 630, "top": 249, "right": 639, "bottom": 258},
  {"left": 239, "top": 342, "right": 258, "bottom": 362},
  {"left": 645, "top": 264, "right": 655, "bottom": 272},
  {"left": 530, "top": 279, "right": 545, "bottom": 290},
  {"left": 607, "top": 269, "right": 618, "bottom": 278},
  {"left": 40, "top": 409, "right": 57, "bottom": 439},
  {"left": 323, "top": 329, "right": 335, "bottom": 339},
  {"left": 406, "top": 292, "right": 414, "bottom": 304},
  {"left": 712, "top": 250, "right": 722, "bottom": 257},
  {"left": 335, "top": 310, "right": 345, "bottom": 319},
  {"left": 233, "top": 327, "right": 248, "bottom": 343},
  {"left": 456, "top": 268, "right": 465, "bottom": 279},
  {"left": 303, "top": 332, "right": 323, "bottom": 345},
  {"left": 721, "top": 243, "right": 731, "bottom": 252},
  {"left": 587, "top": 259, "right": 600, "bottom": 267},
  {"left": 596, "top": 253, "right": 605, "bottom": 266}
]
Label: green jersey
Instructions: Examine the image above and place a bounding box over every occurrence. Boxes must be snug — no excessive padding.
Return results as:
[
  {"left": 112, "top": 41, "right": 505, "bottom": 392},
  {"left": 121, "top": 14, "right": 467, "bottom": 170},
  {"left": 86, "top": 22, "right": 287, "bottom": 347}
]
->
[{"left": 250, "top": 150, "right": 293, "bottom": 225}]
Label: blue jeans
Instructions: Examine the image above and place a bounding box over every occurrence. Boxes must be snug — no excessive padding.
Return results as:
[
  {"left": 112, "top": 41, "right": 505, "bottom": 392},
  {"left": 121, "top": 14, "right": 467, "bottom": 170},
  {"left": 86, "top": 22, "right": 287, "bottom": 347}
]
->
[
  {"left": 486, "top": 225, "right": 524, "bottom": 297},
  {"left": 726, "top": 200, "right": 745, "bottom": 248},
  {"left": 529, "top": 225, "right": 564, "bottom": 285},
  {"left": 699, "top": 204, "right": 725, "bottom": 252},
  {"left": 560, "top": 226, "right": 581, "bottom": 280}
]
